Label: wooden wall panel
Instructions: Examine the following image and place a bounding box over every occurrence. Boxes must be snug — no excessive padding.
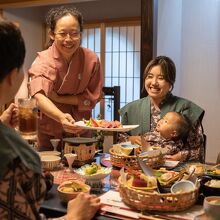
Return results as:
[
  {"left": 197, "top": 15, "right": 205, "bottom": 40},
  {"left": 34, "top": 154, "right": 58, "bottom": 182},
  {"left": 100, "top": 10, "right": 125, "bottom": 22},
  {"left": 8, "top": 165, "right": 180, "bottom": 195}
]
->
[{"left": 140, "top": 0, "right": 157, "bottom": 97}]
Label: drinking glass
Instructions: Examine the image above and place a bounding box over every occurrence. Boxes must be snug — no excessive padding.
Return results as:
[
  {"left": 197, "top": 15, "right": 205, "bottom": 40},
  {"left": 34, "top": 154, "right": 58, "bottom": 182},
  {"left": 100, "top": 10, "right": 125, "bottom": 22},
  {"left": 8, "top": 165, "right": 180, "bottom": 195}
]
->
[
  {"left": 18, "top": 98, "right": 38, "bottom": 139},
  {"left": 64, "top": 153, "right": 77, "bottom": 172},
  {"left": 50, "top": 139, "right": 60, "bottom": 151}
]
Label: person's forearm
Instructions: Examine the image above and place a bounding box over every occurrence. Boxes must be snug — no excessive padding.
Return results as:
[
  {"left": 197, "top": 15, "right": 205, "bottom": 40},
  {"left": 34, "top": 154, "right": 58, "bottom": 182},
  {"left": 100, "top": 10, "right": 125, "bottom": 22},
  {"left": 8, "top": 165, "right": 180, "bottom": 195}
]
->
[{"left": 34, "top": 93, "right": 65, "bottom": 123}]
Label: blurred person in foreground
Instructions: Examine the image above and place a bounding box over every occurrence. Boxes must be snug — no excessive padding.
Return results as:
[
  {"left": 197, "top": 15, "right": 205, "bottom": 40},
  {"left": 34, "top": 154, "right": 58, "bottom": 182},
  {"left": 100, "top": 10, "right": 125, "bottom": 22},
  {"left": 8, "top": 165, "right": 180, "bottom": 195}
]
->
[{"left": 0, "top": 19, "right": 100, "bottom": 220}]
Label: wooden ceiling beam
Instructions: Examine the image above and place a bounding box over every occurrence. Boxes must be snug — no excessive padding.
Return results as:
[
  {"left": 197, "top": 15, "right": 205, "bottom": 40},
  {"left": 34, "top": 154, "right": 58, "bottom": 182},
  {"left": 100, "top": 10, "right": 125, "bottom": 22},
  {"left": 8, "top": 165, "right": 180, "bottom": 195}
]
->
[{"left": 0, "top": 0, "right": 94, "bottom": 9}]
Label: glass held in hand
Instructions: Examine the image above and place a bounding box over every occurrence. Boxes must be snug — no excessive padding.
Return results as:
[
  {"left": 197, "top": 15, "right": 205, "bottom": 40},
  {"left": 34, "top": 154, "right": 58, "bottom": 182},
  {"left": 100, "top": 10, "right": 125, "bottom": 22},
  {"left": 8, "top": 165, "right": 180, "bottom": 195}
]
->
[{"left": 18, "top": 97, "right": 38, "bottom": 138}]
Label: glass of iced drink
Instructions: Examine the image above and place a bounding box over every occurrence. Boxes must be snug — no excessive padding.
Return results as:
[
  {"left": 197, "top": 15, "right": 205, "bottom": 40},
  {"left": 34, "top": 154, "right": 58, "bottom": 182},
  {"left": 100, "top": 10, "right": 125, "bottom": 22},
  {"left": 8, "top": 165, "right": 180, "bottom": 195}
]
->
[{"left": 18, "top": 98, "right": 38, "bottom": 139}]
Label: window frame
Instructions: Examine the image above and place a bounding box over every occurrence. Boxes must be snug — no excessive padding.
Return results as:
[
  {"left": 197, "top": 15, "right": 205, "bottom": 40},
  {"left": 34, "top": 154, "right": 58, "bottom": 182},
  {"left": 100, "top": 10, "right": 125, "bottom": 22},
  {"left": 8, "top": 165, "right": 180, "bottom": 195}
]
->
[{"left": 83, "top": 18, "right": 141, "bottom": 120}]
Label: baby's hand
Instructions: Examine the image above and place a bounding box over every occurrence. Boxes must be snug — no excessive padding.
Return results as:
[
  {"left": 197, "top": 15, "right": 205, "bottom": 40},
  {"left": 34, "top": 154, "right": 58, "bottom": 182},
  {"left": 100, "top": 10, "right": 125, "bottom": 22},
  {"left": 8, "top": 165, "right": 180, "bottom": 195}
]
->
[
  {"left": 128, "top": 136, "right": 141, "bottom": 145},
  {"left": 165, "top": 152, "right": 181, "bottom": 161}
]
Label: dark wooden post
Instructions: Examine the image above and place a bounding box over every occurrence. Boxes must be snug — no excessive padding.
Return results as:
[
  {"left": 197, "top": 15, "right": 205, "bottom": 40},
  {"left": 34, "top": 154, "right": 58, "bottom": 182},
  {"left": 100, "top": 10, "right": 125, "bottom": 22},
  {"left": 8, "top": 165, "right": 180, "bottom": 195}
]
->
[{"left": 141, "top": 0, "right": 158, "bottom": 97}]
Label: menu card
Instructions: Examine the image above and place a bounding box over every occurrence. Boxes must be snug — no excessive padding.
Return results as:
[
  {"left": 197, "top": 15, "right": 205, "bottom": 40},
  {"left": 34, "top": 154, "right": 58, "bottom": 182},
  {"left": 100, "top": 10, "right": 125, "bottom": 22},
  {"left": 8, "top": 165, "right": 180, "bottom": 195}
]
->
[{"left": 99, "top": 190, "right": 140, "bottom": 219}]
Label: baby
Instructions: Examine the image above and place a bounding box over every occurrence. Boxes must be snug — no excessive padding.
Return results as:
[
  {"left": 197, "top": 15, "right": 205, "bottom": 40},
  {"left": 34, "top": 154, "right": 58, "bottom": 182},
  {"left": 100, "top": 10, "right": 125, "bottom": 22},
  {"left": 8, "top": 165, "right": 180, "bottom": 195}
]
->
[{"left": 142, "top": 112, "right": 190, "bottom": 159}]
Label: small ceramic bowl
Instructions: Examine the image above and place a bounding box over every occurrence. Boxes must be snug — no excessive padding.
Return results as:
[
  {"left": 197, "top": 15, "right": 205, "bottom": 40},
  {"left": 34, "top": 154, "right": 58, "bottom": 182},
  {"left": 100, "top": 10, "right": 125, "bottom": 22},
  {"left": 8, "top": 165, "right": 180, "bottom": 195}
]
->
[
  {"left": 57, "top": 179, "right": 90, "bottom": 203},
  {"left": 38, "top": 151, "right": 61, "bottom": 157},
  {"left": 40, "top": 155, "right": 61, "bottom": 170},
  {"left": 171, "top": 180, "right": 195, "bottom": 194},
  {"left": 199, "top": 175, "right": 220, "bottom": 197},
  {"left": 75, "top": 164, "right": 112, "bottom": 181},
  {"left": 120, "top": 145, "right": 140, "bottom": 156},
  {"left": 203, "top": 196, "right": 220, "bottom": 220}
]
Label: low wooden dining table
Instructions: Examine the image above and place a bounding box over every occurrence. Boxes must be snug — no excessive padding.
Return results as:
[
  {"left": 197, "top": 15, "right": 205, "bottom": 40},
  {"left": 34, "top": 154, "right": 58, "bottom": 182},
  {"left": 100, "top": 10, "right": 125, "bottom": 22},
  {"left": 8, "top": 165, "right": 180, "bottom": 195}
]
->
[
  {"left": 40, "top": 153, "right": 120, "bottom": 219},
  {"left": 40, "top": 153, "right": 208, "bottom": 220}
]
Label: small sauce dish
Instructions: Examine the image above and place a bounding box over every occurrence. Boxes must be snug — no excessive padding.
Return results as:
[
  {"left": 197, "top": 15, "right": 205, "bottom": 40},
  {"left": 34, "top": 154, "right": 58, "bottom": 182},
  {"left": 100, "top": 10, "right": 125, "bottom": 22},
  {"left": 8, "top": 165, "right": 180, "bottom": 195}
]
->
[{"left": 171, "top": 180, "right": 195, "bottom": 194}]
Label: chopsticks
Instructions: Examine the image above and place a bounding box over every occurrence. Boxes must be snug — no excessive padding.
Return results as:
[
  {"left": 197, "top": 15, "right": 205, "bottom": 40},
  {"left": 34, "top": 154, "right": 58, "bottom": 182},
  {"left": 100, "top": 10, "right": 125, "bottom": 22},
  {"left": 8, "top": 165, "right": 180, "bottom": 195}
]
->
[
  {"left": 139, "top": 214, "right": 165, "bottom": 220},
  {"left": 139, "top": 213, "right": 190, "bottom": 220}
]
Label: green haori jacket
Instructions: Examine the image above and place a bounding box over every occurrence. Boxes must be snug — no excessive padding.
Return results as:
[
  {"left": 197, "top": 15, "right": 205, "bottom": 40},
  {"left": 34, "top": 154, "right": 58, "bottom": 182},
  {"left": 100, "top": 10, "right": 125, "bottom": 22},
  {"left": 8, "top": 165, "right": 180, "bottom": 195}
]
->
[{"left": 119, "top": 93, "right": 205, "bottom": 136}]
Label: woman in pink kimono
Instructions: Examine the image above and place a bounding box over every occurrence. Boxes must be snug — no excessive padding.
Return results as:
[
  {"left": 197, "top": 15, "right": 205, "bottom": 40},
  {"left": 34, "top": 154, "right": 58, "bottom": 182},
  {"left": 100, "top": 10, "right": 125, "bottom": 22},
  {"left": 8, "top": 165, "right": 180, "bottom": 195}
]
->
[{"left": 28, "top": 6, "right": 103, "bottom": 151}]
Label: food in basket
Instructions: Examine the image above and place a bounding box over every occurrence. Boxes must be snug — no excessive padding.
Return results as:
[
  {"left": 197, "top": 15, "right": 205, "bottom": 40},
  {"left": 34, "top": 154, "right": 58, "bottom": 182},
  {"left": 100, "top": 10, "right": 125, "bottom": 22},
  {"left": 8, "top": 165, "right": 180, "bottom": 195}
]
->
[
  {"left": 110, "top": 141, "right": 168, "bottom": 170},
  {"left": 113, "top": 142, "right": 142, "bottom": 155},
  {"left": 84, "top": 117, "right": 122, "bottom": 128},
  {"left": 120, "top": 144, "right": 141, "bottom": 156},
  {"left": 155, "top": 168, "right": 180, "bottom": 186},
  {"left": 130, "top": 174, "right": 157, "bottom": 188},
  {"left": 188, "top": 163, "right": 204, "bottom": 175},
  {"left": 160, "top": 172, "right": 176, "bottom": 182},
  {"left": 118, "top": 174, "right": 199, "bottom": 212},
  {"left": 112, "top": 143, "right": 141, "bottom": 156},
  {"left": 122, "top": 168, "right": 157, "bottom": 191},
  {"left": 117, "top": 143, "right": 141, "bottom": 156}
]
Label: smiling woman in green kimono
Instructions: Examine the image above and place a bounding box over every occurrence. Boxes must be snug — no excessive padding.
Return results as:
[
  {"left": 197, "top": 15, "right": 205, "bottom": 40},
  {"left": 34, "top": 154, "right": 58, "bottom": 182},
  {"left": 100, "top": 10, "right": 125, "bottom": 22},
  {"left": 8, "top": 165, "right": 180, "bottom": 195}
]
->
[{"left": 119, "top": 56, "right": 205, "bottom": 162}]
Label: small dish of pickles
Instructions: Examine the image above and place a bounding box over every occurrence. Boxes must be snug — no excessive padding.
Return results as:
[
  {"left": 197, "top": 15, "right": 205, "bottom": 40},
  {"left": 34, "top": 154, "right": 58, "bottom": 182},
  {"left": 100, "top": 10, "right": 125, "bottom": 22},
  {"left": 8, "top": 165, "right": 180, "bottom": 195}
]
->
[
  {"left": 57, "top": 179, "right": 90, "bottom": 203},
  {"left": 75, "top": 162, "right": 112, "bottom": 180}
]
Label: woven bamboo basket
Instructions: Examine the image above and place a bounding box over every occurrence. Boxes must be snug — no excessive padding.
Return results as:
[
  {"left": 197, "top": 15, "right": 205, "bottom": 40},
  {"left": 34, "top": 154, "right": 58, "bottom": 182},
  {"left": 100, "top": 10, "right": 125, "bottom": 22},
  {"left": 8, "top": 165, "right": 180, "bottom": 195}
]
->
[
  {"left": 109, "top": 147, "right": 165, "bottom": 169},
  {"left": 118, "top": 177, "right": 199, "bottom": 212}
]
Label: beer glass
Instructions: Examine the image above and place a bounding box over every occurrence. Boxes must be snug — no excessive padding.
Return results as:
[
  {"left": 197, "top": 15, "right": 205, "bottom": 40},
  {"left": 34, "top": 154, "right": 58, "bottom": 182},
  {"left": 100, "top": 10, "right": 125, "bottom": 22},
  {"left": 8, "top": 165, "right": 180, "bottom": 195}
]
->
[{"left": 18, "top": 98, "right": 38, "bottom": 138}]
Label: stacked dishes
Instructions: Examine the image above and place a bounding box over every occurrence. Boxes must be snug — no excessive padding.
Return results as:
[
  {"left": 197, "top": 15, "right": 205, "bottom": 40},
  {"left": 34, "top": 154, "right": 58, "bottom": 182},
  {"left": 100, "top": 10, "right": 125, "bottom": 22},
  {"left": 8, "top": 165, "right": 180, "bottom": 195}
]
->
[{"left": 38, "top": 151, "right": 61, "bottom": 170}]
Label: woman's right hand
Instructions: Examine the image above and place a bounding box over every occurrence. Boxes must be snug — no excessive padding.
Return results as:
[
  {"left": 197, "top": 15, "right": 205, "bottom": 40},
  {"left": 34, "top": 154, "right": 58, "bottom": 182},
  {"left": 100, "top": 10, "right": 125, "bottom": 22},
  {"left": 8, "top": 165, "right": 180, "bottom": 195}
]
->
[
  {"left": 61, "top": 113, "right": 75, "bottom": 132},
  {"left": 61, "top": 113, "right": 75, "bottom": 125},
  {"left": 65, "top": 193, "right": 101, "bottom": 220},
  {"left": 61, "top": 113, "right": 84, "bottom": 134}
]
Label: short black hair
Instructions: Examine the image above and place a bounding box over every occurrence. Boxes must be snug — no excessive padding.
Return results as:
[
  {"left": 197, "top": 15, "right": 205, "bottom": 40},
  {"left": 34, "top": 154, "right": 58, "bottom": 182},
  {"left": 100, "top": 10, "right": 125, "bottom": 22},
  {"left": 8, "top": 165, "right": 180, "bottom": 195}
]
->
[
  {"left": 46, "top": 6, "right": 83, "bottom": 33},
  {"left": 0, "top": 19, "right": 25, "bottom": 82},
  {"left": 142, "top": 56, "right": 176, "bottom": 94},
  {"left": 170, "top": 112, "right": 191, "bottom": 140},
  {"left": 45, "top": 6, "right": 83, "bottom": 48}
]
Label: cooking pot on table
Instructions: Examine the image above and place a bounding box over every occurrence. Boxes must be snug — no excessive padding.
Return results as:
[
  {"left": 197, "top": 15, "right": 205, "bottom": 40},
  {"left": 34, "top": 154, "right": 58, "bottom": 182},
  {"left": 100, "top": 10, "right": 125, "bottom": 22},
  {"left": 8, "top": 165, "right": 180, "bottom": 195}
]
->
[{"left": 63, "top": 137, "right": 97, "bottom": 166}]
